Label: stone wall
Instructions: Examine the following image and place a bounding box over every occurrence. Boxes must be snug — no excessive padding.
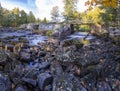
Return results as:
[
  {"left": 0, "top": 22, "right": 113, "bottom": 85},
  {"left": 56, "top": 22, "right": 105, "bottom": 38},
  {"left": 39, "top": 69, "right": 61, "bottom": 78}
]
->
[
  {"left": 20, "top": 23, "right": 62, "bottom": 31},
  {"left": 38, "top": 23, "right": 61, "bottom": 31}
]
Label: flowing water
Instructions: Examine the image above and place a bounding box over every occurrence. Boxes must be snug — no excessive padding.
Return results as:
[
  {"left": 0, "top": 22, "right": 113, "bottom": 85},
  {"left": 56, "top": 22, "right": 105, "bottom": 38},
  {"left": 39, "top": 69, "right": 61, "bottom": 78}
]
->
[{"left": 0, "top": 30, "right": 48, "bottom": 46}]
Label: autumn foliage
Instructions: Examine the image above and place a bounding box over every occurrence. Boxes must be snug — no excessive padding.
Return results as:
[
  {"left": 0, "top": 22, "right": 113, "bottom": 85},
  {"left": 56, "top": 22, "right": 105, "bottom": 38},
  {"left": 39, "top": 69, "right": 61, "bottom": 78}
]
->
[{"left": 85, "top": 0, "right": 118, "bottom": 10}]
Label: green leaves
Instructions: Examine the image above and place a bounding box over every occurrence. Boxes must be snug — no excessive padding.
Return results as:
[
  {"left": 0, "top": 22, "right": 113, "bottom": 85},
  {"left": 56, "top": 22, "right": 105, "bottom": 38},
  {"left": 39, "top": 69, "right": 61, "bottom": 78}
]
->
[
  {"left": 0, "top": 6, "right": 40, "bottom": 27},
  {"left": 63, "top": 0, "right": 78, "bottom": 21},
  {"left": 27, "top": 11, "right": 35, "bottom": 23}
]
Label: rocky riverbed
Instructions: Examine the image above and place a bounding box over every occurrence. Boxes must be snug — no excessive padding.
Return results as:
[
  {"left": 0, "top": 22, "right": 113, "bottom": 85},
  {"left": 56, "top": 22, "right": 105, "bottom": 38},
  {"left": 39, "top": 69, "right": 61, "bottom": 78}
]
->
[{"left": 0, "top": 28, "right": 120, "bottom": 91}]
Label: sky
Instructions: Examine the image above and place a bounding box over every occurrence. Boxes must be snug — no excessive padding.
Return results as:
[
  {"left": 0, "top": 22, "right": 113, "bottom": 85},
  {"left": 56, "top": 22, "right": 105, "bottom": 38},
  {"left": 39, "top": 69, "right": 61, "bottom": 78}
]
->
[{"left": 0, "top": 0, "right": 88, "bottom": 20}]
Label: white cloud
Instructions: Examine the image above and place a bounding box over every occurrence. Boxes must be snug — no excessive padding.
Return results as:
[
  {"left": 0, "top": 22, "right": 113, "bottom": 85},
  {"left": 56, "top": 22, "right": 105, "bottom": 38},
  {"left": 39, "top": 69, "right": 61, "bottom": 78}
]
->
[
  {"left": 0, "top": 0, "right": 88, "bottom": 20},
  {"left": 35, "top": 0, "right": 64, "bottom": 20},
  {"left": 1, "top": 1, "right": 30, "bottom": 13},
  {"left": 35, "top": 0, "right": 88, "bottom": 20}
]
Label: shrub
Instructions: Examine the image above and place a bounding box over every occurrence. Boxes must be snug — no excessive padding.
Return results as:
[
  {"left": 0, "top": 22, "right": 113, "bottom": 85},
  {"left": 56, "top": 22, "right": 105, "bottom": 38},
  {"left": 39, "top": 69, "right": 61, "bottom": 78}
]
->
[
  {"left": 46, "top": 30, "right": 54, "bottom": 37},
  {"left": 74, "top": 25, "right": 90, "bottom": 32}
]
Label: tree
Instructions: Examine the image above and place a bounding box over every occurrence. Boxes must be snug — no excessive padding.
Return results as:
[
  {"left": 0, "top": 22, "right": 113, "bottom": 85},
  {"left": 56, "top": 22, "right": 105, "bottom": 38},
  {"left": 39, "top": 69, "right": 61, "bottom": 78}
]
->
[
  {"left": 35, "top": 18, "right": 41, "bottom": 23},
  {"left": 0, "top": 3, "right": 38, "bottom": 27},
  {"left": 85, "top": 0, "right": 120, "bottom": 27},
  {"left": 100, "top": 7, "right": 119, "bottom": 27},
  {"left": 0, "top": 5, "right": 3, "bottom": 25},
  {"left": 85, "top": 0, "right": 118, "bottom": 10},
  {"left": 62, "top": 0, "right": 78, "bottom": 21},
  {"left": 12, "top": 7, "right": 20, "bottom": 26},
  {"left": 42, "top": 17, "right": 48, "bottom": 23},
  {"left": 51, "top": 6, "right": 59, "bottom": 22},
  {"left": 27, "top": 11, "right": 35, "bottom": 23},
  {"left": 19, "top": 10, "right": 27, "bottom": 24}
]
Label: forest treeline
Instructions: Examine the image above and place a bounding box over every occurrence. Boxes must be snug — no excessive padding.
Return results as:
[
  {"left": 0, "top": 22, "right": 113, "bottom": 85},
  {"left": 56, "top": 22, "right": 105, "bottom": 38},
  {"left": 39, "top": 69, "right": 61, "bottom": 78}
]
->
[
  {"left": 0, "top": 0, "right": 120, "bottom": 27},
  {"left": 0, "top": 7, "right": 47, "bottom": 27}
]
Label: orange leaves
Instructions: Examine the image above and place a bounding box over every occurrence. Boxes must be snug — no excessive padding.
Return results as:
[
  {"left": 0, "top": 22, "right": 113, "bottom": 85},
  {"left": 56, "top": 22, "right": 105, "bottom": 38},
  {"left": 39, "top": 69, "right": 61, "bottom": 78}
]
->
[
  {"left": 85, "top": 0, "right": 98, "bottom": 6},
  {"left": 85, "top": 0, "right": 98, "bottom": 11},
  {"left": 85, "top": 0, "right": 90, "bottom": 6},
  {"left": 102, "top": 0, "right": 117, "bottom": 8},
  {"left": 88, "top": 5, "right": 93, "bottom": 11},
  {"left": 85, "top": 0, "right": 118, "bottom": 11}
]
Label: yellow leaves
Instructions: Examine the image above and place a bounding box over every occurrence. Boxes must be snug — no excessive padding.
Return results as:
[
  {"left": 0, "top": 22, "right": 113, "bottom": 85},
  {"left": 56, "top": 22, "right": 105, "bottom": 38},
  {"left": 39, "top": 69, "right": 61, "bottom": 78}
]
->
[
  {"left": 85, "top": 0, "right": 118, "bottom": 11},
  {"left": 88, "top": 5, "right": 93, "bottom": 11},
  {"left": 74, "top": 11, "right": 79, "bottom": 17},
  {"left": 81, "top": 39, "right": 90, "bottom": 45},
  {"left": 102, "top": 0, "right": 117, "bottom": 8},
  {"left": 12, "top": 7, "right": 19, "bottom": 15}
]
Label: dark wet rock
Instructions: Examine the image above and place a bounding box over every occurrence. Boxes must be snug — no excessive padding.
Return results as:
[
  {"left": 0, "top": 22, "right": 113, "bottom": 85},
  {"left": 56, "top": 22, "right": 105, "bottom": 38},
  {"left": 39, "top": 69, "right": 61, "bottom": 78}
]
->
[
  {"left": 19, "top": 50, "right": 31, "bottom": 62},
  {"left": 53, "top": 73, "right": 87, "bottom": 91},
  {"left": 100, "top": 60, "right": 119, "bottom": 78},
  {"left": 56, "top": 45, "right": 77, "bottom": 63},
  {"left": 39, "top": 51, "right": 46, "bottom": 57},
  {"left": 44, "top": 85, "right": 52, "bottom": 91},
  {"left": 106, "top": 78, "right": 120, "bottom": 91},
  {"left": 81, "top": 72, "right": 97, "bottom": 91},
  {"left": 22, "top": 77, "right": 37, "bottom": 87},
  {"left": 57, "top": 44, "right": 100, "bottom": 67},
  {"left": 10, "top": 65, "right": 24, "bottom": 85},
  {"left": 0, "top": 49, "right": 8, "bottom": 65},
  {"left": 38, "top": 73, "right": 53, "bottom": 90},
  {"left": 0, "top": 72, "right": 11, "bottom": 91},
  {"left": 0, "top": 27, "right": 120, "bottom": 91},
  {"left": 39, "top": 62, "right": 50, "bottom": 70},
  {"left": 96, "top": 81, "right": 112, "bottom": 91},
  {"left": 50, "top": 62, "right": 63, "bottom": 76},
  {"left": 14, "top": 85, "right": 28, "bottom": 91}
]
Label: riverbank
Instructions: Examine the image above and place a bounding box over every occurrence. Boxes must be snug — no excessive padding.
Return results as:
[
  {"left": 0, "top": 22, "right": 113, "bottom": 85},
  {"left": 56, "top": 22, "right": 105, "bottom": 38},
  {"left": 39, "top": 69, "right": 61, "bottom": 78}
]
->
[{"left": 0, "top": 28, "right": 120, "bottom": 91}]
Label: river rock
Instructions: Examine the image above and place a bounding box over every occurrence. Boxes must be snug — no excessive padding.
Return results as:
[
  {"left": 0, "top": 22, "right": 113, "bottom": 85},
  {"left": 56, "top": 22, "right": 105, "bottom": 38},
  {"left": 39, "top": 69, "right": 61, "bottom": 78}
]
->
[
  {"left": 19, "top": 50, "right": 31, "bottom": 62},
  {"left": 52, "top": 24, "right": 74, "bottom": 39},
  {"left": 39, "top": 62, "right": 50, "bottom": 70},
  {"left": 0, "top": 49, "right": 8, "bottom": 65},
  {"left": 52, "top": 73, "right": 87, "bottom": 91},
  {"left": 0, "top": 72, "right": 11, "bottom": 91},
  {"left": 14, "top": 85, "right": 28, "bottom": 91},
  {"left": 96, "top": 81, "right": 111, "bottom": 91},
  {"left": 38, "top": 73, "right": 53, "bottom": 90},
  {"left": 44, "top": 85, "right": 52, "bottom": 91},
  {"left": 19, "top": 24, "right": 27, "bottom": 29},
  {"left": 22, "top": 77, "right": 37, "bottom": 87},
  {"left": 39, "top": 51, "right": 46, "bottom": 57}
]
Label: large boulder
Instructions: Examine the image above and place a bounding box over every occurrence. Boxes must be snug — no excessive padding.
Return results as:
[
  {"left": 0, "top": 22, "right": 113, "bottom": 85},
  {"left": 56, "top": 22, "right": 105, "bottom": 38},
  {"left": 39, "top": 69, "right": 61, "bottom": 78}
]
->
[
  {"left": 19, "top": 24, "right": 27, "bottom": 29},
  {"left": 52, "top": 24, "right": 74, "bottom": 39},
  {"left": 0, "top": 49, "right": 8, "bottom": 66},
  {"left": 0, "top": 72, "right": 11, "bottom": 91},
  {"left": 27, "top": 23, "right": 39, "bottom": 30},
  {"left": 14, "top": 85, "right": 28, "bottom": 91},
  {"left": 38, "top": 73, "right": 53, "bottom": 90},
  {"left": 96, "top": 81, "right": 111, "bottom": 91},
  {"left": 52, "top": 73, "right": 87, "bottom": 91},
  {"left": 19, "top": 49, "right": 31, "bottom": 62}
]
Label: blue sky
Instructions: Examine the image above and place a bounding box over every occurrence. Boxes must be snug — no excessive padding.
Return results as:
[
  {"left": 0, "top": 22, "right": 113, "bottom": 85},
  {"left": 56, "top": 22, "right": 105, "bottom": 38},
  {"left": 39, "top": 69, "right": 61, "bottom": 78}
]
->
[{"left": 0, "top": 0, "right": 88, "bottom": 20}]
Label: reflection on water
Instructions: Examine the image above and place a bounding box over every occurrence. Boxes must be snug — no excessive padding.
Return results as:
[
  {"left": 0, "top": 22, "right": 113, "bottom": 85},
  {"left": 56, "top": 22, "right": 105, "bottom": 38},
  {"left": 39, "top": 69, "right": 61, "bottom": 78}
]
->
[
  {"left": 26, "top": 34, "right": 48, "bottom": 46},
  {"left": 67, "top": 32, "right": 95, "bottom": 40},
  {"left": 0, "top": 30, "right": 31, "bottom": 38}
]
